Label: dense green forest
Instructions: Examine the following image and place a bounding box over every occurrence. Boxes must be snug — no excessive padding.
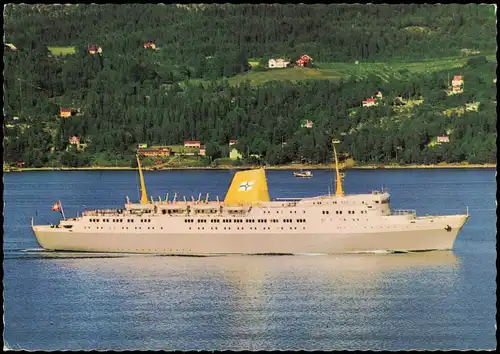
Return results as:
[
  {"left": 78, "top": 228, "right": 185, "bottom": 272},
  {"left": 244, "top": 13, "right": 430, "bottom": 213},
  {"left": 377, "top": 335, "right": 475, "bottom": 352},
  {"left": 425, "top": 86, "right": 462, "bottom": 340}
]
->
[{"left": 2, "top": 4, "right": 497, "bottom": 167}]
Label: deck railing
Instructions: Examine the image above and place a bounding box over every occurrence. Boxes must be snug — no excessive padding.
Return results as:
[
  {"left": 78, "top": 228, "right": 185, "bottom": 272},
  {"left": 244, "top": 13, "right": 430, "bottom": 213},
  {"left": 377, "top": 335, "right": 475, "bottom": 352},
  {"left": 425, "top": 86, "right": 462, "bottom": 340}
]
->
[
  {"left": 391, "top": 209, "right": 416, "bottom": 216},
  {"left": 82, "top": 209, "right": 123, "bottom": 216}
]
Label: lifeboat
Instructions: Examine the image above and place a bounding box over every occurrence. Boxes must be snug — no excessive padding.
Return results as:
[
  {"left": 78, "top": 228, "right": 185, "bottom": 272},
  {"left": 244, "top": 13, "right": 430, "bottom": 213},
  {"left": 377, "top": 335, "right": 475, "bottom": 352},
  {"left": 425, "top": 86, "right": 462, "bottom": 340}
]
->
[
  {"left": 159, "top": 204, "right": 188, "bottom": 215},
  {"left": 190, "top": 204, "right": 220, "bottom": 215}
]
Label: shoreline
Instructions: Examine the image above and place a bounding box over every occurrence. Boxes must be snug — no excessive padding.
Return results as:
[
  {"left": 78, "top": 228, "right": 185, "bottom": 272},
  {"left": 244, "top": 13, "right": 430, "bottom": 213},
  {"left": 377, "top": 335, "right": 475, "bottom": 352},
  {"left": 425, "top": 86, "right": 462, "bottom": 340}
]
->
[{"left": 4, "top": 163, "right": 496, "bottom": 172}]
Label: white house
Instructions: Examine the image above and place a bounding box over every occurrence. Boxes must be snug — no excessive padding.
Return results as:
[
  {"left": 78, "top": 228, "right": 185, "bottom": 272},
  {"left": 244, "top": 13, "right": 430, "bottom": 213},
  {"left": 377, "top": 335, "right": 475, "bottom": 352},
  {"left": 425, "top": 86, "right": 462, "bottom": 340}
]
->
[
  {"left": 436, "top": 136, "right": 450, "bottom": 143},
  {"left": 268, "top": 58, "right": 290, "bottom": 69}
]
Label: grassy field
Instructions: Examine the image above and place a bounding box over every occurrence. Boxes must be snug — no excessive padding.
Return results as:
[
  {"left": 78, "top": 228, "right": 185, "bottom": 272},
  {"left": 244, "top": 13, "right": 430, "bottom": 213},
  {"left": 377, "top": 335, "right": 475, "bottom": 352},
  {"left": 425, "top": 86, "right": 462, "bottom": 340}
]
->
[
  {"left": 47, "top": 46, "right": 76, "bottom": 56},
  {"left": 248, "top": 58, "right": 260, "bottom": 68},
  {"left": 313, "top": 56, "right": 479, "bottom": 82},
  {"left": 227, "top": 67, "right": 342, "bottom": 85},
  {"left": 179, "top": 53, "right": 496, "bottom": 87}
]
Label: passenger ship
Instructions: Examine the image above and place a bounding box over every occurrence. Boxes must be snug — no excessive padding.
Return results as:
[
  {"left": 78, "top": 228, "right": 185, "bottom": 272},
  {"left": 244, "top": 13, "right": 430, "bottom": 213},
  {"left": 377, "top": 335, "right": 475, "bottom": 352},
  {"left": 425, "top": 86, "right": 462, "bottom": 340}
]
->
[{"left": 31, "top": 141, "right": 469, "bottom": 255}]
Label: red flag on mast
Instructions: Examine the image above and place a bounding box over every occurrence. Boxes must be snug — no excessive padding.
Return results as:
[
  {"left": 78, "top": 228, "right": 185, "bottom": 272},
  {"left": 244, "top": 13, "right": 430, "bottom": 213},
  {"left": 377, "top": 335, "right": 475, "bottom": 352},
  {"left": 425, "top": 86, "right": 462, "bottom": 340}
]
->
[{"left": 52, "top": 201, "right": 62, "bottom": 212}]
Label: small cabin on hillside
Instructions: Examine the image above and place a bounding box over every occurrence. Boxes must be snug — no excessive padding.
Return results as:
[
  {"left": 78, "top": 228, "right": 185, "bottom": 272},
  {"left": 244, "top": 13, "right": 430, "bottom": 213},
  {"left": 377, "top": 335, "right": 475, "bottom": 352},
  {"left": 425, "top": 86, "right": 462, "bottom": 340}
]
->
[
  {"left": 69, "top": 136, "right": 80, "bottom": 145},
  {"left": 229, "top": 139, "right": 238, "bottom": 146},
  {"left": 451, "top": 75, "right": 464, "bottom": 94},
  {"left": 300, "top": 120, "right": 313, "bottom": 128},
  {"left": 436, "top": 136, "right": 450, "bottom": 144},
  {"left": 362, "top": 97, "right": 376, "bottom": 107},
  {"left": 184, "top": 141, "right": 201, "bottom": 149},
  {"left": 88, "top": 45, "right": 102, "bottom": 55},
  {"left": 268, "top": 58, "right": 290, "bottom": 69},
  {"left": 296, "top": 54, "right": 313, "bottom": 67},
  {"left": 60, "top": 108, "right": 72, "bottom": 118},
  {"left": 143, "top": 42, "right": 157, "bottom": 50},
  {"left": 67, "top": 136, "right": 86, "bottom": 151}
]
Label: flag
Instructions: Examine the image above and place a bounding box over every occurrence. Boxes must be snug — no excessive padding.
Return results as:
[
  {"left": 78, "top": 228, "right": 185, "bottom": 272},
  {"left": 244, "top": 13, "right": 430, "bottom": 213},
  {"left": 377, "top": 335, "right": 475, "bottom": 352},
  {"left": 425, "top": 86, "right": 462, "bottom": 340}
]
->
[{"left": 52, "top": 201, "right": 62, "bottom": 212}]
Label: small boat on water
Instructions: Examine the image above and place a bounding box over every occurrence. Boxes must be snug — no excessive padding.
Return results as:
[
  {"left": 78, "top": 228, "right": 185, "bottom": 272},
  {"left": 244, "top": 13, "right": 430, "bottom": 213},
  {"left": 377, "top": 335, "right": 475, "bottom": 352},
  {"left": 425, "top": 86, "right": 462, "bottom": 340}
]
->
[{"left": 293, "top": 170, "right": 313, "bottom": 178}]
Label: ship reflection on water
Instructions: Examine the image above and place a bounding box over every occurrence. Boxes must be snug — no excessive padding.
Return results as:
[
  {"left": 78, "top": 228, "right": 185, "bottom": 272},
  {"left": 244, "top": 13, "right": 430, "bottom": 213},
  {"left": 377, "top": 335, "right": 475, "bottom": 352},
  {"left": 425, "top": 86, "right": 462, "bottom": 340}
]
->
[
  {"left": 30, "top": 250, "right": 459, "bottom": 276},
  {"left": 5, "top": 251, "right": 467, "bottom": 350}
]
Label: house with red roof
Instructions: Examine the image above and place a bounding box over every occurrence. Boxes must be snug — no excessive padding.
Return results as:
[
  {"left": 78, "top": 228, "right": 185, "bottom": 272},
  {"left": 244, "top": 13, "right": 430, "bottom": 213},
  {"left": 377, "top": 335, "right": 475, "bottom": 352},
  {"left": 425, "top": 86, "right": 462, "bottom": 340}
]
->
[
  {"left": 67, "top": 136, "right": 86, "bottom": 151},
  {"left": 184, "top": 141, "right": 201, "bottom": 148},
  {"left": 451, "top": 75, "right": 464, "bottom": 94},
  {"left": 88, "top": 45, "right": 102, "bottom": 55},
  {"left": 229, "top": 139, "right": 238, "bottom": 146},
  {"left": 362, "top": 97, "right": 377, "bottom": 107},
  {"left": 296, "top": 54, "right": 313, "bottom": 67},
  {"left": 69, "top": 136, "right": 80, "bottom": 145},
  {"left": 143, "top": 42, "right": 158, "bottom": 50},
  {"left": 436, "top": 136, "right": 450, "bottom": 143},
  {"left": 60, "top": 108, "right": 72, "bottom": 118}
]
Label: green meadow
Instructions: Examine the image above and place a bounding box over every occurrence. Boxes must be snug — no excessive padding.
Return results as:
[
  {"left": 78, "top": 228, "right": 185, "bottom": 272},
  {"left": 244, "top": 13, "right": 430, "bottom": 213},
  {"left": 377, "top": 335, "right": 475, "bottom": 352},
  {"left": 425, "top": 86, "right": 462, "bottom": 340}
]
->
[
  {"left": 228, "top": 67, "right": 342, "bottom": 86},
  {"left": 47, "top": 46, "right": 76, "bottom": 56},
  {"left": 182, "top": 53, "right": 497, "bottom": 87}
]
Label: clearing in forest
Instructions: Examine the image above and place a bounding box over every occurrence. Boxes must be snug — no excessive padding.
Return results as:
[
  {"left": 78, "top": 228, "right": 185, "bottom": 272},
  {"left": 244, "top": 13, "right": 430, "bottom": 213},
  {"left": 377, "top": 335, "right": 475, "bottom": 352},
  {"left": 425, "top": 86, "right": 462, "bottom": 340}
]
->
[{"left": 47, "top": 46, "right": 76, "bottom": 56}]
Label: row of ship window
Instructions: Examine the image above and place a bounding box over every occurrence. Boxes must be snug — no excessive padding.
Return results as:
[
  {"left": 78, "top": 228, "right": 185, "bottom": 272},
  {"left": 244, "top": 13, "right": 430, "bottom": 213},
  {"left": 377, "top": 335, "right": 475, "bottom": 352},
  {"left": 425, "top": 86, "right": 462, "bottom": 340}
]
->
[
  {"left": 190, "top": 227, "right": 305, "bottom": 231},
  {"left": 84, "top": 226, "right": 163, "bottom": 230},
  {"left": 263, "top": 210, "right": 304, "bottom": 214},
  {"left": 321, "top": 210, "right": 368, "bottom": 215},
  {"left": 184, "top": 218, "right": 308, "bottom": 223},
  {"left": 89, "top": 218, "right": 152, "bottom": 223}
]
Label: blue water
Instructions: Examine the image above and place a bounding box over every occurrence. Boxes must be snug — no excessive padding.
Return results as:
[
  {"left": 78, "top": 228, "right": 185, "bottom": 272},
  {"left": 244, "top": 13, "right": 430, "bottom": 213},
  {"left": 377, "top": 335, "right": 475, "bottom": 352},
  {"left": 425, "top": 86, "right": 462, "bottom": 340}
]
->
[{"left": 3, "top": 169, "right": 497, "bottom": 350}]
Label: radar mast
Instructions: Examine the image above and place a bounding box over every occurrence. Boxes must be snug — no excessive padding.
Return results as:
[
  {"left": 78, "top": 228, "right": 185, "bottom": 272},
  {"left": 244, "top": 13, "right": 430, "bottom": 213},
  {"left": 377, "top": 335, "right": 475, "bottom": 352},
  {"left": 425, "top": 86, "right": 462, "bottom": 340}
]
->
[
  {"left": 332, "top": 139, "right": 344, "bottom": 196},
  {"left": 136, "top": 154, "right": 149, "bottom": 204}
]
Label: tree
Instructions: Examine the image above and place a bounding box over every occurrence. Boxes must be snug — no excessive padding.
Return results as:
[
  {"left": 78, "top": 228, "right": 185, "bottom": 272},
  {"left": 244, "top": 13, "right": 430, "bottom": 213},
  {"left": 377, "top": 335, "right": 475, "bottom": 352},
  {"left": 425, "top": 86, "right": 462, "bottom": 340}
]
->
[{"left": 205, "top": 141, "right": 222, "bottom": 160}]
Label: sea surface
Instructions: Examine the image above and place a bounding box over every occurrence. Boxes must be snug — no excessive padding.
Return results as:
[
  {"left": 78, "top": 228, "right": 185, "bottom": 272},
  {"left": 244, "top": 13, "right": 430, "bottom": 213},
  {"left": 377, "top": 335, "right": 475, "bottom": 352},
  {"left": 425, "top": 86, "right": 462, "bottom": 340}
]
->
[{"left": 3, "top": 168, "right": 497, "bottom": 350}]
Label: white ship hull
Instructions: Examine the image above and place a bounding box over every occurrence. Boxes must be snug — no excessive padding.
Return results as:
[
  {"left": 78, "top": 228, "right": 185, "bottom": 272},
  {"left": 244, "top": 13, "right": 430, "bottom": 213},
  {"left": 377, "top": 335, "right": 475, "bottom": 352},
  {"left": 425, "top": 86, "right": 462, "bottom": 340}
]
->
[{"left": 32, "top": 215, "right": 467, "bottom": 255}]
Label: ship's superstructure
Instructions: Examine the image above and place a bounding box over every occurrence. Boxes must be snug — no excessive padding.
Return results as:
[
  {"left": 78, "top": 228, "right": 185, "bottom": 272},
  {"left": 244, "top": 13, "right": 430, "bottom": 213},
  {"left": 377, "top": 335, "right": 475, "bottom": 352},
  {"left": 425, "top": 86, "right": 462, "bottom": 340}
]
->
[{"left": 31, "top": 141, "right": 469, "bottom": 254}]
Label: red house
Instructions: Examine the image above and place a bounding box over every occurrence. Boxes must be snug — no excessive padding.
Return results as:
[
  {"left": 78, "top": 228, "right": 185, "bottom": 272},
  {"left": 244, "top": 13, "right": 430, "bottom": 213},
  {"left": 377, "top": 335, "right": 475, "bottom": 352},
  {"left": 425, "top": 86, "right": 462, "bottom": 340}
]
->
[
  {"left": 69, "top": 136, "right": 80, "bottom": 144},
  {"left": 17, "top": 161, "right": 25, "bottom": 167},
  {"left": 143, "top": 42, "right": 157, "bottom": 50},
  {"left": 88, "top": 45, "right": 102, "bottom": 55},
  {"left": 362, "top": 97, "right": 376, "bottom": 107},
  {"left": 184, "top": 141, "right": 201, "bottom": 148},
  {"left": 296, "top": 54, "right": 313, "bottom": 67},
  {"left": 60, "top": 108, "right": 72, "bottom": 118}
]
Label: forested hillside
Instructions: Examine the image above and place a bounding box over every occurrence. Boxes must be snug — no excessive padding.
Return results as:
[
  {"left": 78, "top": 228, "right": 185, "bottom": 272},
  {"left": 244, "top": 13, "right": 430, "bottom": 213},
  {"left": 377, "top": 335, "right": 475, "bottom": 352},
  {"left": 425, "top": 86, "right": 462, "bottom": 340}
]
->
[{"left": 2, "top": 4, "right": 497, "bottom": 167}]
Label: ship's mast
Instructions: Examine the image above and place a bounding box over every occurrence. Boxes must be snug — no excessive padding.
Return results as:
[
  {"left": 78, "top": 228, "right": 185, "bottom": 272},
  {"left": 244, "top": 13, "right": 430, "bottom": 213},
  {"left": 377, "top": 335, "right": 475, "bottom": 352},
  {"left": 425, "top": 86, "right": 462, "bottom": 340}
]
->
[
  {"left": 332, "top": 139, "right": 344, "bottom": 196},
  {"left": 136, "top": 154, "right": 149, "bottom": 204}
]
